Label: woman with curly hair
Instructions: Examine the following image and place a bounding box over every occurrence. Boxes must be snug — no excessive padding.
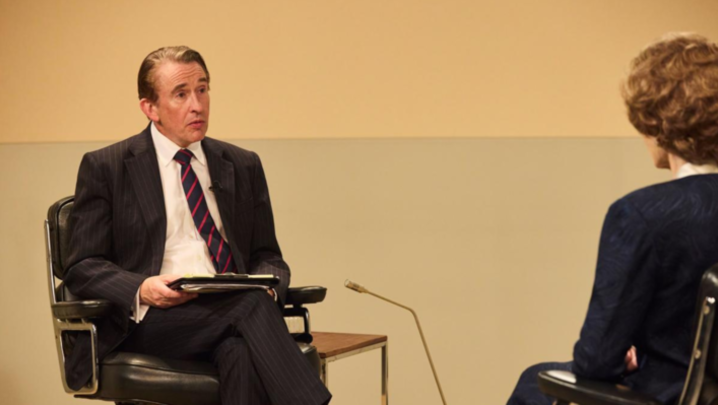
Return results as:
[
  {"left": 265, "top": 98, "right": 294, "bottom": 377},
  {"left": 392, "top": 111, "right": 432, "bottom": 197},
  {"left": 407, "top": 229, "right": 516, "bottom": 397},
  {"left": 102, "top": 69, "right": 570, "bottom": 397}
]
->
[{"left": 507, "top": 33, "right": 718, "bottom": 405}]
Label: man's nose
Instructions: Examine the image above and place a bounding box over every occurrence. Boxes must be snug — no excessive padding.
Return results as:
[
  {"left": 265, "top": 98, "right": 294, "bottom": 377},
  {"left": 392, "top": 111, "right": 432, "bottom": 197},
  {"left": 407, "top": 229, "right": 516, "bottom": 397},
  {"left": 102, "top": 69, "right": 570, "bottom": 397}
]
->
[{"left": 189, "top": 92, "right": 203, "bottom": 113}]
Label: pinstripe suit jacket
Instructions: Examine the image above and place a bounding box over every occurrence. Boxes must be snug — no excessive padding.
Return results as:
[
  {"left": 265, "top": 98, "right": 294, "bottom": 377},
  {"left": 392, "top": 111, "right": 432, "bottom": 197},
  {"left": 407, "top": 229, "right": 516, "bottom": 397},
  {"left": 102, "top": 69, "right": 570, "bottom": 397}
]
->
[{"left": 63, "top": 125, "right": 290, "bottom": 389}]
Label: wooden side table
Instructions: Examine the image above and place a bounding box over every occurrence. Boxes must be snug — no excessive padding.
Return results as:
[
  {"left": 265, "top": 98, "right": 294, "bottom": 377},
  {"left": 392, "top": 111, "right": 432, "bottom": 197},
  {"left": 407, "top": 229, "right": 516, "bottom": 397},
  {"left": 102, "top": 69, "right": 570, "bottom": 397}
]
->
[{"left": 312, "top": 332, "right": 389, "bottom": 405}]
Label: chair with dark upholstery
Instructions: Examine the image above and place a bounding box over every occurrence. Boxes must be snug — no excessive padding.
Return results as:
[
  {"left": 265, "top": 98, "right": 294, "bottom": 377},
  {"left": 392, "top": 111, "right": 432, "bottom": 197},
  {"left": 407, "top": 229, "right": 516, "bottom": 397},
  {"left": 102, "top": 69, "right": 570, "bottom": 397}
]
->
[
  {"left": 45, "top": 196, "right": 327, "bottom": 405},
  {"left": 537, "top": 263, "right": 718, "bottom": 405}
]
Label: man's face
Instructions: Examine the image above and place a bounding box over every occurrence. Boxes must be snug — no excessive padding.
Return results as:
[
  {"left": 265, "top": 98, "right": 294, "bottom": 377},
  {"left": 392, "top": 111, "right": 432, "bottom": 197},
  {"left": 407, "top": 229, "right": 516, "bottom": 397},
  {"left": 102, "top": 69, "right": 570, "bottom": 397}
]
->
[{"left": 141, "top": 61, "right": 210, "bottom": 147}]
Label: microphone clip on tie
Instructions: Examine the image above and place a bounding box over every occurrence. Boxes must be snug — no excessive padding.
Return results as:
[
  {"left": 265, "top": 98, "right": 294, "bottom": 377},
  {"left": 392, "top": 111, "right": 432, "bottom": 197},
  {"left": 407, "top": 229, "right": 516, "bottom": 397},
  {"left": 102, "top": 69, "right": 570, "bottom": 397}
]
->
[{"left": 209, "top": 181, "right": 222, "bottom": 192}]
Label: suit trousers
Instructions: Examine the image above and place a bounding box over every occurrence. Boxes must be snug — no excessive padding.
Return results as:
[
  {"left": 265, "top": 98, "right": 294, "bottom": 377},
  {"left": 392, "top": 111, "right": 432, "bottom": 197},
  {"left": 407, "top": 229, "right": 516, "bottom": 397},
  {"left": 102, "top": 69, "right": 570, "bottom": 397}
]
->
[{"left": 118, "top": 290, "right": 331, "bottom": 405}]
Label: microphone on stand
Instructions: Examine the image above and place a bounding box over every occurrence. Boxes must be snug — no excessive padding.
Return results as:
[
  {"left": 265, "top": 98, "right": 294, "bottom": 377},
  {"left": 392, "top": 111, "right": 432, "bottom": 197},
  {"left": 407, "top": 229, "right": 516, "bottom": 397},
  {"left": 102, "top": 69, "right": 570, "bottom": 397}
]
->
[{"left": 345, "top": 279, "right": 448, "bottom": 405}]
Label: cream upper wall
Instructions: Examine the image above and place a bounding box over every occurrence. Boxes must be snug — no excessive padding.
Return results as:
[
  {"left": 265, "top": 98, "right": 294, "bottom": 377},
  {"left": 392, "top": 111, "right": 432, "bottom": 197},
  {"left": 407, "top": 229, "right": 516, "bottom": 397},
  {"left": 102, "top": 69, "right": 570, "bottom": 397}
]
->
[{"left": 2, "top": 0, "right": 718, "bottom": 143}]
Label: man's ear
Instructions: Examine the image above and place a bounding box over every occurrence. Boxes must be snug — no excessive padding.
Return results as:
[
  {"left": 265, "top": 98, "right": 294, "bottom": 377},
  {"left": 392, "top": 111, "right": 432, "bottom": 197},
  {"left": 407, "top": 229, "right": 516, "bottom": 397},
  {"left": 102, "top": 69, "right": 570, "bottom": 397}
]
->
[{"left": 139, "top": 98, "right": 159, "bottom": 122}]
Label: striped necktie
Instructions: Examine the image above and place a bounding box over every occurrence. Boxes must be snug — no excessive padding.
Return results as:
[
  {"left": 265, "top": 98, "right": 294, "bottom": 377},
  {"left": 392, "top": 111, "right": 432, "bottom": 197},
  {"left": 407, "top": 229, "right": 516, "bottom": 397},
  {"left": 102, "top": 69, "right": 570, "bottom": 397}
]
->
[{"left": 174, "top": 148, "right": 237, "bottom": 274}]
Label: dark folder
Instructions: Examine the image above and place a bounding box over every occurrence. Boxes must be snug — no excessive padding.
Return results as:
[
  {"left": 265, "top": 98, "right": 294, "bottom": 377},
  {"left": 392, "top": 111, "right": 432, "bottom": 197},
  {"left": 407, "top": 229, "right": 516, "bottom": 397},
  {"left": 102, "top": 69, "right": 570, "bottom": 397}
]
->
[{"left": 167, "top": 274, "right": 280, "bottom": 294}]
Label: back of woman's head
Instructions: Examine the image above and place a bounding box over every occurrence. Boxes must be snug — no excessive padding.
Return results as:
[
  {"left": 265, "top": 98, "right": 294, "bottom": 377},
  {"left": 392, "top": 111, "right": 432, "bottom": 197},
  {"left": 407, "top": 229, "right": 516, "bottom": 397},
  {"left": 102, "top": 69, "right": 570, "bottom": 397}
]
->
[{"left": 623, "top": 33, "right": 718, "bottom": 164}]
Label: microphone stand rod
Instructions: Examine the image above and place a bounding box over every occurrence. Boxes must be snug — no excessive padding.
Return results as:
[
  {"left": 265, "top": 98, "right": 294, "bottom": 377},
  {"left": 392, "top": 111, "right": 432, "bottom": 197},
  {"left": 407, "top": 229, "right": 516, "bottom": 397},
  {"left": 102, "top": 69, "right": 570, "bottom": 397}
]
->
[{"left": 345, "top": 280, "right": 448, "bottom": 405}]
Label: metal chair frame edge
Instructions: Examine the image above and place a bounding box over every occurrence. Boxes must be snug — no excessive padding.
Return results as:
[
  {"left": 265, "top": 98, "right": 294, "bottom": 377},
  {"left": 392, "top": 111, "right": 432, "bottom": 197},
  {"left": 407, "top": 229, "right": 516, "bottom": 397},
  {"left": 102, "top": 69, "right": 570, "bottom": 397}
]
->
[
  {"left": 45, "top": 213, "right": 101, "bottom": 395},
  {"left": 678, "top": 295, "right": 716, "bottom": 405}
]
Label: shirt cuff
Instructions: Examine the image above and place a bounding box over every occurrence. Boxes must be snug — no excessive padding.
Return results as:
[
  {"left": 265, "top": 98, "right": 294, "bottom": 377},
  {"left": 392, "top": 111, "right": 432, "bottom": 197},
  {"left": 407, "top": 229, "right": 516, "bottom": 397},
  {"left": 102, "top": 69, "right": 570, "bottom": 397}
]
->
[{"left": 130, "top": 287, "right": 150, "bottom": 323}]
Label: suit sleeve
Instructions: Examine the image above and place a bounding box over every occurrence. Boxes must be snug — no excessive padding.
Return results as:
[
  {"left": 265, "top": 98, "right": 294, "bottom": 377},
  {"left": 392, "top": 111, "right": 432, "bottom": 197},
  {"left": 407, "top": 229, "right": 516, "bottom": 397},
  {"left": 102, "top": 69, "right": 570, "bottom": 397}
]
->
[
  {"left": 572, "top": 198, "right": 659, "bottom": 380},
  {"left": 64, "top": 152, "right": 147, "bottom": 327},
  {"left": 247, "top": 152, "right": 291, "bottom": 305}
]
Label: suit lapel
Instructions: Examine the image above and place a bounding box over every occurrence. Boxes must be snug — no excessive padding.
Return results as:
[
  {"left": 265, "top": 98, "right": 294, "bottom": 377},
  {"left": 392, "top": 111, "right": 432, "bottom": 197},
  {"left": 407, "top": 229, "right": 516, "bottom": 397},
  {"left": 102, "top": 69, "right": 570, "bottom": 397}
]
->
[
  {"left": 125, "top": 126, "right": 167, "bottom": 275},
  {"left": 203, "top": 139, "right": 246, "bottom": 273}
]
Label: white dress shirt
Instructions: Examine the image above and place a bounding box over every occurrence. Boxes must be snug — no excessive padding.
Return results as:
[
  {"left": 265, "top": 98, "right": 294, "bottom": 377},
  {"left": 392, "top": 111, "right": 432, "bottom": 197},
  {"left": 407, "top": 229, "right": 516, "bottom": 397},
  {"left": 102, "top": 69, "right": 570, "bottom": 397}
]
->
[{"left": 132, "top": 123, "right": 229, "bottom": 322}]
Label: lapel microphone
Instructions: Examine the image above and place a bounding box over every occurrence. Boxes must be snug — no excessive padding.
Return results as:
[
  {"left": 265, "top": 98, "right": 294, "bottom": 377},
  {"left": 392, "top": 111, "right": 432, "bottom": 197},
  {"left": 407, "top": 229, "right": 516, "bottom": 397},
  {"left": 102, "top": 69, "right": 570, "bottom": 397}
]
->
[{"left": 209, "top": 181, "right": 223, "bottom": 192}]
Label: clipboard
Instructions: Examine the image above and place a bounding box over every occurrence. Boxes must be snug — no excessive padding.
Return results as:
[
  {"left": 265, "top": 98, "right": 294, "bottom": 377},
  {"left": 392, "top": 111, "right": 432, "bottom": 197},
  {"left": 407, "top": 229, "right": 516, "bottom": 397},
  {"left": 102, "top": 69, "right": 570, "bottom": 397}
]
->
[{"left": 167, "top": 274, "right": 280, "bottom": 294}]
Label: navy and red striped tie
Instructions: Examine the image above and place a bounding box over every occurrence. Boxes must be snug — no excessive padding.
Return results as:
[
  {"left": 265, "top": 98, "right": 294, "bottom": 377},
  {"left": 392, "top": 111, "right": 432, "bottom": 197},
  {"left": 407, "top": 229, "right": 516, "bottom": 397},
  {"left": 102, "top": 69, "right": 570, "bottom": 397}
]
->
[{"left": 174, "top": 149, "right": 237, "bottom": 274}]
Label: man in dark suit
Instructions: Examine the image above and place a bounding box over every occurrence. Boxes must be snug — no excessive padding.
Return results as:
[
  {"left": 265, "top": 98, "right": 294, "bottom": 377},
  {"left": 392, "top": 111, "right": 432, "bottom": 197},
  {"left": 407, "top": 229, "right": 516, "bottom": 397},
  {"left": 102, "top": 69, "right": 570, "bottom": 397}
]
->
[
  {"left": 64, "top": 46, "right": 331, "bottom": 405},
  {"left": 507, "top": 33, "right": 718, "bottom": 405}
]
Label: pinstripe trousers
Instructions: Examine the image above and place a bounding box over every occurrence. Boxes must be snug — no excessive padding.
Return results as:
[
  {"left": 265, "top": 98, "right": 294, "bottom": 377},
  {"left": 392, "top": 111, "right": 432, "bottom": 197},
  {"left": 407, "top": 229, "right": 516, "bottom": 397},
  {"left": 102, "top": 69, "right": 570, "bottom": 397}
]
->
[{"left": 119, "top": 290, "right": 331, "bottom": 405}]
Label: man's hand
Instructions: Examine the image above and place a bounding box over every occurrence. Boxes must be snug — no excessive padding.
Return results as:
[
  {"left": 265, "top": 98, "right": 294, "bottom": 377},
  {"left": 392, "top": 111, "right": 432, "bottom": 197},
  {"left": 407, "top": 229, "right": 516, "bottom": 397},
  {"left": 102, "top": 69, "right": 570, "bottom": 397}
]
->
[
  {"left": 624, "top": 345, "right": 638, "bottom": 373},
  {"left": 140, "top": 274, "right": 198, "bottom": 308}
]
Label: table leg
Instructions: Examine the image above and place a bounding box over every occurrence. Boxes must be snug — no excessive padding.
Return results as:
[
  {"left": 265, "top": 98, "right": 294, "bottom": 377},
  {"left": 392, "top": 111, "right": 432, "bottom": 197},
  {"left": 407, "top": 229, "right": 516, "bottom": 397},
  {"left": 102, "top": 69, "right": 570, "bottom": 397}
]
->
[
  {"left": 320, "top": 359, "right": 328, "bottom": 387},
  {"left": 381, "top": 342, "right": 388, "bottom": 405}
]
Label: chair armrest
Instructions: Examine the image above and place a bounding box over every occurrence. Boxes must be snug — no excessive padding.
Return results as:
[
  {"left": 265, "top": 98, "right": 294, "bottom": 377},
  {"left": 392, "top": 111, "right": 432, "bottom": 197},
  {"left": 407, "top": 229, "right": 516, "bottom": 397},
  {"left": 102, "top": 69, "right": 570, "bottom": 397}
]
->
[
  {"left": 538, "top": 371, "right": 661, "bottom": 405},
  {"left": 285, "top": 286, "right": 326, "bottom": 307},
  {"left": 52, "top": 299, "right": 113, "bottom": 320}
]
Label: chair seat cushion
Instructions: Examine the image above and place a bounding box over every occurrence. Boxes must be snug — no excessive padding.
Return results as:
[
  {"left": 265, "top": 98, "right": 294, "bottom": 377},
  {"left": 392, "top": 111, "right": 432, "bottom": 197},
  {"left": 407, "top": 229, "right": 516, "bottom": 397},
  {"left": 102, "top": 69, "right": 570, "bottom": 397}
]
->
[
  {"left": 85, "top": 352, "right": 221, "bottom": 405},
  {"left": 538, "top": 370, "right": 662, "bottom": 405},
  {"left": 80, "top": 343, "right": 319, "bottom": 405}
]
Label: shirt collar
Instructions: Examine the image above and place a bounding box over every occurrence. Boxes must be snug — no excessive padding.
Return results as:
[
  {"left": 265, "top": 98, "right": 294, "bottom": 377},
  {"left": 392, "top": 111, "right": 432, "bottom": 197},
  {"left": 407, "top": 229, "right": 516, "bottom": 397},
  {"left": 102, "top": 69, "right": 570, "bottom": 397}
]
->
[
  {"left": 676, "top": 162, "right": 718, "bottom": 179},
  {"left": 150, "top": 122, "right": 207, "bottom": 167}
]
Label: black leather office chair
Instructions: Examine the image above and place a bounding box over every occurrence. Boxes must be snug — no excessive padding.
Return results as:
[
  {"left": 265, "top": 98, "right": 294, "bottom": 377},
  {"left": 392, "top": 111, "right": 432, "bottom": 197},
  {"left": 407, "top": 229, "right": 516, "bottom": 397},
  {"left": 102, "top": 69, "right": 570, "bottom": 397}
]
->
[
  {"left": 45, "top": 196, "right": 327, "bottom": 405},
  {"left": 538, "top": 264, "right": 718, "bottom": 405}
]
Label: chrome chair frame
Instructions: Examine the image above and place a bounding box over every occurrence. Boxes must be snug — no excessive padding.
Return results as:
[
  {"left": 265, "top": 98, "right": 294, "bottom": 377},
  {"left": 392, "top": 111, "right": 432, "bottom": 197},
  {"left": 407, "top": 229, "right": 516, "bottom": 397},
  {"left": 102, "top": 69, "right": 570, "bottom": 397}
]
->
[{"left": 45, "top": 218, "right": 101, "bottom": 395}]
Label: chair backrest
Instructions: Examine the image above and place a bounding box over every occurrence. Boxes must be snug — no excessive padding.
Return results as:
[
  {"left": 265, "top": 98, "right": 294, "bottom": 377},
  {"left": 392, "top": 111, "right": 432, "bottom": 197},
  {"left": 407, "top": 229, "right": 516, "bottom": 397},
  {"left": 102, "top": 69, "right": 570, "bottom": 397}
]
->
[
  {"left": 46, "top": 196, "right": 74, "bottom": 280},
  {"left": 678, "top": 264, "right": 718, "bottom": 405}
]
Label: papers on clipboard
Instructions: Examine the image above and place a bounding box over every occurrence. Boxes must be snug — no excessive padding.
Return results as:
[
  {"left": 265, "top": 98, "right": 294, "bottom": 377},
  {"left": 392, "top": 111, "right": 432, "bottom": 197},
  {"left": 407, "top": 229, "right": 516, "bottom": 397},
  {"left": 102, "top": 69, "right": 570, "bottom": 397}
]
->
[{"left": 167, "top": 274, "right": 280, "bottom": 297}]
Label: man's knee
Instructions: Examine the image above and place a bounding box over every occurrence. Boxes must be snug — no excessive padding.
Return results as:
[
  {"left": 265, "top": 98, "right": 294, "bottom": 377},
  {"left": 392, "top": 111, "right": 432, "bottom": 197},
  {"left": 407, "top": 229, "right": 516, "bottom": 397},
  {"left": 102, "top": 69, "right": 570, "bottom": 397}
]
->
[
  {"left": 215, "top": 289, "right": 278, "bottom": 316},
  {"left": 243, "top": 289, "right": 282, "bottom": 314},
  {"left": 235, "top": 289, "right": 274, "bottom": 305}
]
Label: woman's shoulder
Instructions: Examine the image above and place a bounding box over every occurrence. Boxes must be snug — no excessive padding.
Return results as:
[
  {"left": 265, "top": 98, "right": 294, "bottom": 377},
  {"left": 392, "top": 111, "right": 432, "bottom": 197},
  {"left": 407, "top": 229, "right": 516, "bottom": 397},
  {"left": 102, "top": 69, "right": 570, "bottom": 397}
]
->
[{"left": 614, "top": 174, "right": 718, "bottom": 220}]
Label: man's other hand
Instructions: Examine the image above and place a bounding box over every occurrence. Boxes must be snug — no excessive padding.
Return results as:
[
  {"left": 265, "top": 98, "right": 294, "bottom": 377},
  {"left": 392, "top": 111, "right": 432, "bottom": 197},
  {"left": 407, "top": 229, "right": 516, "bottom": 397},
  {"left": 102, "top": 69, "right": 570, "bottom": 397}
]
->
[
  {"left": 140, "top": 274, "right": 198, "bottom": 308},
  {"left": 624, "top": 345, "right": 638, "bottom": 373}
]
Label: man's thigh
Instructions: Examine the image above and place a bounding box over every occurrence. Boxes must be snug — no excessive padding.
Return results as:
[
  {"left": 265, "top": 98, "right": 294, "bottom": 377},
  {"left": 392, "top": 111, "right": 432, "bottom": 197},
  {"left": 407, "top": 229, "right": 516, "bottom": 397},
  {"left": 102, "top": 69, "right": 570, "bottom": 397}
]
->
[{"left": 120, "top": 290, "right": 279, "bottom": 361}]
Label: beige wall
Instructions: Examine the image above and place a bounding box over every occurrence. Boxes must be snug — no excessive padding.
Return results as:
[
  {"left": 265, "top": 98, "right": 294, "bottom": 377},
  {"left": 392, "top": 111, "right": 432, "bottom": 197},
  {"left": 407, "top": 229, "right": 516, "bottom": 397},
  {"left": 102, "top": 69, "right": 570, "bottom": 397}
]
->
[
  {"left": 2, "top": 0, "right": 718, "bottom": 143},
  {"left": 0, "top": 1, "right": 712, "bottom": 404}
]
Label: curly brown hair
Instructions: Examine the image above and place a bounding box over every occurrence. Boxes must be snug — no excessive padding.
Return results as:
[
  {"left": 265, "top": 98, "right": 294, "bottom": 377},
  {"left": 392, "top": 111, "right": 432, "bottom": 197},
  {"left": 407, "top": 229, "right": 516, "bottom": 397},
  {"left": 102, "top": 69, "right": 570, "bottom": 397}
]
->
[{"left": 622, "top": 33, "right": 718, "bottom": 164}]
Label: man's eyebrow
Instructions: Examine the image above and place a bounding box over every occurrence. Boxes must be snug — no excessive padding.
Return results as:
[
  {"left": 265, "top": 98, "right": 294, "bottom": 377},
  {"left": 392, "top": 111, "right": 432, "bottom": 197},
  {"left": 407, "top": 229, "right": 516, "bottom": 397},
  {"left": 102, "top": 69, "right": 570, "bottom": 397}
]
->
[
  {"left": 171, "top": 77, "right": 208, "bottom": 93},
  {"left": 171, "top": 83, "right": 188, "bottom": 94}
]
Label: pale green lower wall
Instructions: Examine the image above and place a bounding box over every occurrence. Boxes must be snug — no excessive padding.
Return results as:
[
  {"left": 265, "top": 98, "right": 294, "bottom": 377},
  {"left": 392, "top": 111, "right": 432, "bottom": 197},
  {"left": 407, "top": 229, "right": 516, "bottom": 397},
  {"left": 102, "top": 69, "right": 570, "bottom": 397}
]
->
[{"left": 0, "top": 138, "right": 668, "bottom": 405}]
